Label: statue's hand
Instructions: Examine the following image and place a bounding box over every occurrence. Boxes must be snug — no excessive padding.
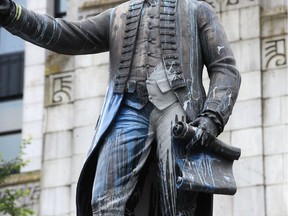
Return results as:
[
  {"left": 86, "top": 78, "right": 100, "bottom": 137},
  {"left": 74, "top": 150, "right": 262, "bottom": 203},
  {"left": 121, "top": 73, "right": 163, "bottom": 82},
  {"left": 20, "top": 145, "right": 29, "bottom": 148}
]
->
[
  {"left": 189, "top": 116, "right": 219, "bottom": 148},
  {"left": 0, "top": 0, "right": 12, "bottom": 14},
  {"left": 0, "top": 0, "right": 13, "bottom": 25}
]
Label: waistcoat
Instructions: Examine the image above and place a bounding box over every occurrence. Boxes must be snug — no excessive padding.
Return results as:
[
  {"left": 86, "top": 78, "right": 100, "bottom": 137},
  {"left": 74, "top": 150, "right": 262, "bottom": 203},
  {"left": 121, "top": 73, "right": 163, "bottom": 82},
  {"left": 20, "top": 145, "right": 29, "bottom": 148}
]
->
[
  {"left": 114, "top": 0, "right": 186, "bottom": 94},
  {"left": 124, "top": 0, "right": 178, "bottom": 110}
]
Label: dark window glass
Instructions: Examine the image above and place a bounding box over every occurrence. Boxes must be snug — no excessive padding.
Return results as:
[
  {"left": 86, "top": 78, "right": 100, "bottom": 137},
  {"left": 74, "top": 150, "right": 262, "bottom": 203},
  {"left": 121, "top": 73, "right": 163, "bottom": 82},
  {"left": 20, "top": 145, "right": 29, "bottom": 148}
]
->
[
  {"left": 0, "top": 52, "right": 24, "bottom": 100},
  {"left": 0, "top": 1, "right": 25, "bottom": 163},
  {"left": 0, "top": 133, "right": 21, "bottom": 162}
]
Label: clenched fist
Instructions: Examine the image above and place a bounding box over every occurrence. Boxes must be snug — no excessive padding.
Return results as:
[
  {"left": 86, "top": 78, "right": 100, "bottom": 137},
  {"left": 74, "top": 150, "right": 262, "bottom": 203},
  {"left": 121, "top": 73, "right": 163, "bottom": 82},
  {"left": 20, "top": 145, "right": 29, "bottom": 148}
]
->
[{"left": 0, "top": 0, "right": 13, "bottom": 25}]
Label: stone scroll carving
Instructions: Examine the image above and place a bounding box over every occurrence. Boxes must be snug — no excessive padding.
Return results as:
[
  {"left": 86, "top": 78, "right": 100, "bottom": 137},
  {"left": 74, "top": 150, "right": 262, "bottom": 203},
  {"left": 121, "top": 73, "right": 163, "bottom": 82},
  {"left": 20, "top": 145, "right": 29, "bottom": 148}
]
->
[
  {"left": 263, "top": 37, "right": 287, "bottom": 70},
  {"left": 201, "top": 0, "right": 257, "bottom": 12},
  {"left": 47, "top": 71, "right": 74, "bottom": 106}
]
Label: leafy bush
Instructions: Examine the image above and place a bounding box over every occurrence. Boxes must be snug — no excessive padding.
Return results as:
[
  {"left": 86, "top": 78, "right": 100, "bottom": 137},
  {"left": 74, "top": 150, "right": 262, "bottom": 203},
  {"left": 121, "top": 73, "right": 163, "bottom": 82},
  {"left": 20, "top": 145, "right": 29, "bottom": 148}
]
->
[{"left": 0, "top": 138, "right": 34, "bottom": 216}]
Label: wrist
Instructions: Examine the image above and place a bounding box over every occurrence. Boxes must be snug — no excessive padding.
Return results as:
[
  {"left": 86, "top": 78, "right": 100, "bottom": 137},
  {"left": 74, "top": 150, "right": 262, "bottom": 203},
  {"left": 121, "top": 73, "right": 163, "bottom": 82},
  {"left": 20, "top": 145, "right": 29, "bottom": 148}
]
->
[{"left": 199, "top": 111, "right": 223, "bottom": 135}]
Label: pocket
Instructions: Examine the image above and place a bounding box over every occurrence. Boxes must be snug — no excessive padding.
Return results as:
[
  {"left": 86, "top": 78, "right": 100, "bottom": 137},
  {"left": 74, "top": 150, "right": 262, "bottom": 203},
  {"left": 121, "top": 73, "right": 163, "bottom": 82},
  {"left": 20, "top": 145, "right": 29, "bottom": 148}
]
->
[{"left": 156, "top": 78, "right": 171, "bottom": 93}]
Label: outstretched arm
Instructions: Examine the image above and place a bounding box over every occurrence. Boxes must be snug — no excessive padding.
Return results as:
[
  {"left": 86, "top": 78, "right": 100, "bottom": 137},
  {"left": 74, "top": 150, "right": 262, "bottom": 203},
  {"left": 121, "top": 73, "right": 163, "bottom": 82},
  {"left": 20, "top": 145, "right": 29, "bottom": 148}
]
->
[{"left": 0, "top": 0, "right": 111, "bottom": 55}]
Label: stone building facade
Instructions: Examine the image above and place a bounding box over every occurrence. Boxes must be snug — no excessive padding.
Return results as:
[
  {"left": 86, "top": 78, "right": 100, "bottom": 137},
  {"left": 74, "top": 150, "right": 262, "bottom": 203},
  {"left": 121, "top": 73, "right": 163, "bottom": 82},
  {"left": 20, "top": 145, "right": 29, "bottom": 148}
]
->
[{"left": 0, "top": 0, "right": 287, "bottom": 215}]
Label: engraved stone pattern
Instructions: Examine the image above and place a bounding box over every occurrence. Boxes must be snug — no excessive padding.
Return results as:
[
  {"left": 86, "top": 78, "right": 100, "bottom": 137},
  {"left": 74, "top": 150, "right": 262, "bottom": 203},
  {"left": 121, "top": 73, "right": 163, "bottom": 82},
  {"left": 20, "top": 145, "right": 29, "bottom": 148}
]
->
[
  {"left": 262, "top": 37, "right": 287, "bottom": 70},
  {"left": 46, "top": 72, "right": 74, "bottom": 106},
  {"left": 222, "top": 0, "right": 258, "bottom": 11}
]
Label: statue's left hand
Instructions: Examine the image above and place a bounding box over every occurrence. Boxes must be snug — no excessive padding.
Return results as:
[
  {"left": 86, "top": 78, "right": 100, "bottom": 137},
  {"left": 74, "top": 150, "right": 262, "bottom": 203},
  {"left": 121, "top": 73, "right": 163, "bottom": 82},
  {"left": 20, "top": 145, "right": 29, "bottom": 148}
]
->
[{"left": 189, "top": 116, "right": 219, "bottom": 147}]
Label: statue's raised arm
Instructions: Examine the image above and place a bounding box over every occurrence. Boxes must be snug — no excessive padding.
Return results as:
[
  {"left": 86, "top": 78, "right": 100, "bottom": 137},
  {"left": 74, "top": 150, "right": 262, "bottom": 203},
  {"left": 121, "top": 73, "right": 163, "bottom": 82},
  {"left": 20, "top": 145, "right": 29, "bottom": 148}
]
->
[{"left": 0, "top": 0, "right": 111, "bottom": 55}]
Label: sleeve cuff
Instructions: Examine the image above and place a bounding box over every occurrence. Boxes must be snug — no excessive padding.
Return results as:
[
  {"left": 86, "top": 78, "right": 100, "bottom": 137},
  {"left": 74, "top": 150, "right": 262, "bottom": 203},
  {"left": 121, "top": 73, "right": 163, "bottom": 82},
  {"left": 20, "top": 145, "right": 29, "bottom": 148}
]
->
[{"left": 200, "top": 111, "right": 224, "bottom": 135}]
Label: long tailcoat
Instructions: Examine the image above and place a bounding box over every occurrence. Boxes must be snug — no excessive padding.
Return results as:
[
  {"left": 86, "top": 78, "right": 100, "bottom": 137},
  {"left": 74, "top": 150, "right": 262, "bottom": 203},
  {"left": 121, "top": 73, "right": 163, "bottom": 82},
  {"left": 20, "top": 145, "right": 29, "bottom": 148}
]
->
[{"left": 5, "top": 0, "right": 241, "bottom": 215}]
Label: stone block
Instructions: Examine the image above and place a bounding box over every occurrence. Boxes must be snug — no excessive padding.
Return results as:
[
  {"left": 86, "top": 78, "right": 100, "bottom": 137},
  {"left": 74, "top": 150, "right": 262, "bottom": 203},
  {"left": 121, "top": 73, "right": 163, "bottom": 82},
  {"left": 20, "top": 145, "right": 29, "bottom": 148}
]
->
[
  {"left": 22, "top": 137, "right": 43, "bottom": 158},
  {"left": 92, "top": 52, "right": 109, "bottom": 66},
  {"left": 263, "top": 68, "right": 288, "bottom": 98},
  {"left": 70, "top": 183, "right": 77, "bottom": 214},
  {"left": 233, "top": 186, "right": 265, "bottom": 216},
  {"left": 27, "top": 0, "right": 48, "bottom": 11},
  {"left": 237, "top": 71, "right": 261, "bottom": 101},
  {"left": 281, "top": 96, "right": 288, "bottom": 124},
  {"left": 232, "top": 127, "right": 263, "bottom": 157},
  {"left": 23, "top": 85, "right": 45, "bottom": 104},
  {"left": 234, "top": 156, "right": 264, "bottom": 187},
  {"left": 263, "top": 96, "right": 287, "bottom": 126},
  {"left": 44, "top": 131, "right": 72, "bottom": 161},
  {"left": 213, "top": 195, "right": 233, "bottom": 216},
  {"left": 221, "top": 9, "right": 240, "bottom": 42},
  {"left": 24, "top": 64, "right": 45, "bottom": 88},
  {"left": 74, "top": 65, "right": 109, "bottom": 100},
  {"left": 70, "top": 154, "right": 86, "bottom": 183},
  {"left": 202, "top": 66, "right": 209, "bottom": 79},
  {"left": 73, "top": 126, "right": 95, "bottom": 155},
  {"left": 261, "top": 13, "right": 288, "bottom": 38},
  {"left": 24, "top": 43, "right": 46, "bottom": 66},
  {"left": 230, "top": 39, "right": 261, "bottom": 73},
  {"left": 73, "top": 97, "right": 104, "bottom": 128},
  {"left": 41, "top": 158, "right": 71, "bottom": 188},
  {"left": 40, "top": 187, "right": 70, "bottom": 216},
  {"left": 227, "top": 99, "right": 262, "bottom": 130},
  {"left": 75, "top": 54, "right": 93, "bottom": 69},
  {"left": 264, "top": 125, "right": 288, "bottom": 155},
  {"left": 75, "top": 52, "right": 109, "bottom": 69},
  {"left": 22, "top": 120, "right": 43, "bottom": 140},
  {"left": 22, "top": 102, "right": 44, "bottom": 123},
  {"left": 218, "top": 130, "right": 231, "bottom": 144},
  {"left": 202, "top": 77, "right": 209, "bottom": 93},
  {"left": 45, "top": 104, "right": 74, "bottom": 133},
  {"left": 21, "top": 156, "right": 42, "bottom": 172},
  {"left": 266, "top": 184, "right": 288, "bottom": 216},
  {"left": 265, "top": 153, "right": 288, "bottom": 185},
  {"left": 45, "top": 54, "right": 75, "bottom": 75},
  {"left": 240, "top": 6, "right": 260, "bottom": 40},
  {"left": 261, "top": 0, "right": 287, "bottom": 11}
]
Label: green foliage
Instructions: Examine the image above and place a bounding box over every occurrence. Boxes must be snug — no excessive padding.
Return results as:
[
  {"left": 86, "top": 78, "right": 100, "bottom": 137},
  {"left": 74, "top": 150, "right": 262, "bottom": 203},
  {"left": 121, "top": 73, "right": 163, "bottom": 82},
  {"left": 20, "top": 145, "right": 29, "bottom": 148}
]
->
[{"left": 0, "top": 137, "right": 34, "bottom": 216}]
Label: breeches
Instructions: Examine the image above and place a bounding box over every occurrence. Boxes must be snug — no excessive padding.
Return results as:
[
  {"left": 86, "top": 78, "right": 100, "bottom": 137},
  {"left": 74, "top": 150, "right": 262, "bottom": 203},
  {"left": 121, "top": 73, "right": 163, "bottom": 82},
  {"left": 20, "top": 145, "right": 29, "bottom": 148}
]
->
[{"left": 91, "top": 101, "right": 198, "bottom": 216}]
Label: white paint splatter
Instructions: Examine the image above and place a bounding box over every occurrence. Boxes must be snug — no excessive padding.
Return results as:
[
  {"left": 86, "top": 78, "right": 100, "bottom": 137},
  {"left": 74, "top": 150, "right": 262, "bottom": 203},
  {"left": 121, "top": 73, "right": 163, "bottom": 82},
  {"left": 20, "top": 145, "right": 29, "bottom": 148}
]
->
[{"left": 217, "top": 46, "right": 225, "bottom": 54}]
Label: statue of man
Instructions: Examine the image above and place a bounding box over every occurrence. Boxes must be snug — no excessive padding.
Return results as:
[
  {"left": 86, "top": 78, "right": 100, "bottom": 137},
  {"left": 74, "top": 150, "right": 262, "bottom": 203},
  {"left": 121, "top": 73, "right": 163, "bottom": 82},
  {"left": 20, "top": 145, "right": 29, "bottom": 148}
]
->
[{"left": 0, "top": 0, "right": 241, "bottom": 215}]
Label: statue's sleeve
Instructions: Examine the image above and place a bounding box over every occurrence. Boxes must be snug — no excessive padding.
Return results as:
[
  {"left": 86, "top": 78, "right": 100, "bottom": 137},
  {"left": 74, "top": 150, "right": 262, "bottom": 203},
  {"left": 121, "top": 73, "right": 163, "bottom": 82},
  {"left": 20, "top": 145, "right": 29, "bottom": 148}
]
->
[
  {"left": 197, "top": 2, "right": 241, "bottom": 131},
  {"left": 4, "top": 3, "right": 112, "bottom": 55}
]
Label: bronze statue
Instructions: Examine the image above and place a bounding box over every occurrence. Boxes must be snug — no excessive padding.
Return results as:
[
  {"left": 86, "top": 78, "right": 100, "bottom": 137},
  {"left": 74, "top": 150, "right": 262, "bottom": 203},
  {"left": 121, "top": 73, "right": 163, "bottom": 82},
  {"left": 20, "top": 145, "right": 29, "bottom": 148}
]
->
[{"left": 0, "top": 0, "right": 241, "bottom": 215}]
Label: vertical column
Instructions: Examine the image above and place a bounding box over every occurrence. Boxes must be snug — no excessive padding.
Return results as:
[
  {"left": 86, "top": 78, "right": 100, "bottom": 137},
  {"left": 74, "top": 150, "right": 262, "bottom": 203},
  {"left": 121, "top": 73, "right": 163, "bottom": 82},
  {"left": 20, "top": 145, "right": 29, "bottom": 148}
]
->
[
  {"left": 21, "top": 0, "right": 46, "bottom": 173},
  {"left": 211, "top": 0, "right": 265, "bottom": 216},
  {"left": 41, "top": 53, "right": 74, "bottom": 216},
  {"left": 261, "top": 0, "right": 288, "bottom": 215}
]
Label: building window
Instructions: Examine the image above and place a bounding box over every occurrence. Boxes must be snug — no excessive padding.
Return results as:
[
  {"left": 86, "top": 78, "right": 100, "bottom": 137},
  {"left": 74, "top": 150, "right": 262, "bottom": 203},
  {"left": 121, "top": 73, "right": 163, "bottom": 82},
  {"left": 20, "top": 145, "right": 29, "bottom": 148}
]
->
[
  {"left": 55, "top": 0, "right": 67, "bottom": 18},
  {"left": 0, "top": 52, "right": 24, "bottom": 162},
  {"left": 0, "top": 0, "right": 25, "bottom": 163}
]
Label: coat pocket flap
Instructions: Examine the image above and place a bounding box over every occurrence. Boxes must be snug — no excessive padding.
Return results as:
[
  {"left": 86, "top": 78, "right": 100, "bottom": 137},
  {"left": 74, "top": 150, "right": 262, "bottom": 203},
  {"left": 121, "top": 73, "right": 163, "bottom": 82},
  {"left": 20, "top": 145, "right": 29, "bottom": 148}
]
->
[{"left": 156, "top": 78, "right": 171, "bottom": 93}]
